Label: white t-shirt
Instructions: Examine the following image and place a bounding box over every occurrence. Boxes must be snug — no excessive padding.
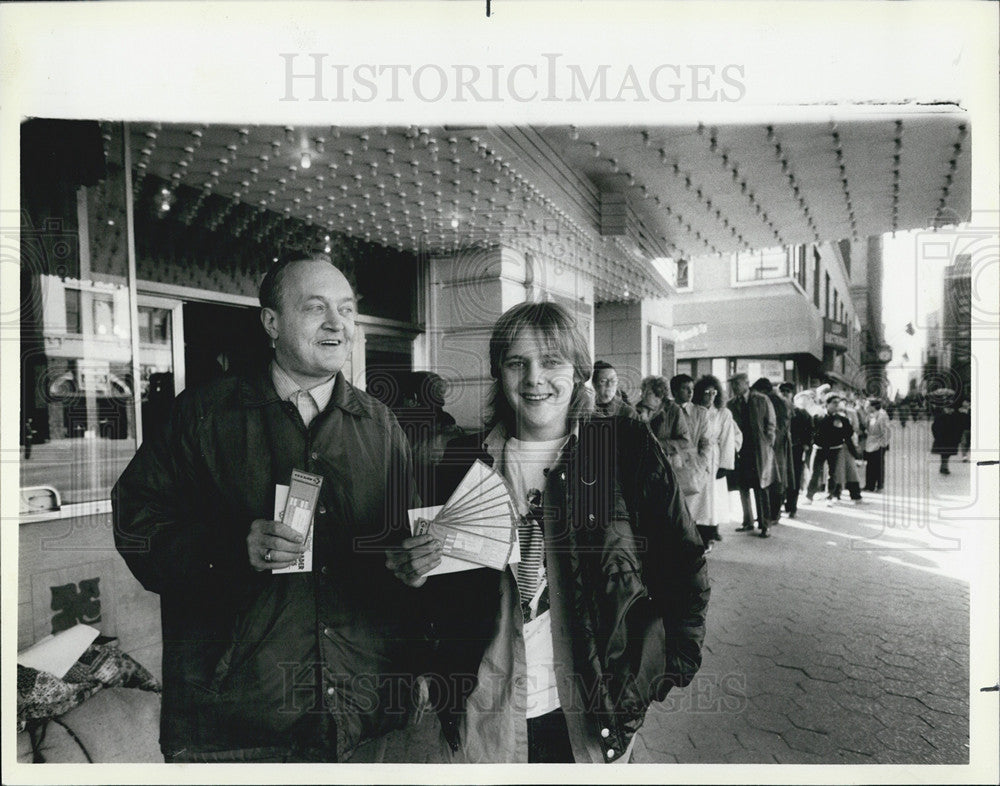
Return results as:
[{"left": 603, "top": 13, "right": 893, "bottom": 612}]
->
[{"left": 503, "top": 435, "right": 568, "bottom": 719}]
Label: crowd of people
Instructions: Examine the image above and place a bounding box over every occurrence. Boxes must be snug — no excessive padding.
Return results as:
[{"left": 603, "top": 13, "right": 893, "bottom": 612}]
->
[
  {"left": 110, "top": 249, "right": 969, "bottom": 765},
  {"left": 585, "top": 365, "right": 968, "bottom": 549}
]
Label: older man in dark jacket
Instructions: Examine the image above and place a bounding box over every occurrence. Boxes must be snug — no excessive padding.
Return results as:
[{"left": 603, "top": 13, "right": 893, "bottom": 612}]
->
[
  {"left": 727, "top": 373, "right": 776, "bottom": 537},
  {"left": 113, "top": 254, "right": 421, "bottom": 762},
  {"left": 780, "top": 382, "right": 814, "bottom": 517}
]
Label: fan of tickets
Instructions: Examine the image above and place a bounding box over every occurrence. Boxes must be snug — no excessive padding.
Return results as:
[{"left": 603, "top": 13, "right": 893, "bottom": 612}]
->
[{"left": 413, "top": 460, "right": 518, "bottom": 571}]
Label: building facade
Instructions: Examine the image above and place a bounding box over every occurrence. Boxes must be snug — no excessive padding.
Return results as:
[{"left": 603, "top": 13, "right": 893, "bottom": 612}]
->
[
  {"left": 670, "top": 238, "right": 882, "bottom": 392},
  {"left": 941, "top": 254, "right": 973, "bottom": 401}
]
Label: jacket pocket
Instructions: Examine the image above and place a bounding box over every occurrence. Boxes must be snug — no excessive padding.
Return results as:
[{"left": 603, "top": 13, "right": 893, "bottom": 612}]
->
[
  {"left": 602, "top": 569, "right": 666, "bottom": 712},
  {"left": 205, "top": 584, "right": 284, "bottom": 693}
]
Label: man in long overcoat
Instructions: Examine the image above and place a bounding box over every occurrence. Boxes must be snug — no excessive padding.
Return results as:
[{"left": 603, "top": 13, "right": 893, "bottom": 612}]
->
[
  {"left": 752, "top": 378, "right": 794, "bottom": 528},
  {"left": 727, "top": 373, "right": 776, "bottom": 537}
]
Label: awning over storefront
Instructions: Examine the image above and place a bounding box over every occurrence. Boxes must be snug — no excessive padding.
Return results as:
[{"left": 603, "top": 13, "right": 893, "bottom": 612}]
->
[
  {"left": 126, "top": 106, "right": 970, "bottom": 302},
  {"left": 823, "top": 370, "right": 864, "bottom": 392}
]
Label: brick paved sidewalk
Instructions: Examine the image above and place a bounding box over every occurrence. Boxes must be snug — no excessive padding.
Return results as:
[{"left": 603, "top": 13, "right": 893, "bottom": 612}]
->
[
  {"left": 633, "top": 425, "right": 973, "bottom": 765},
  {"left": 382, "top": 422, "right": 980, "bottom": 768}
]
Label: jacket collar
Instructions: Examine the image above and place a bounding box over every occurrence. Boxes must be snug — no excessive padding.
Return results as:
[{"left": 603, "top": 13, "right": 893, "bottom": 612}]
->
[{"left": 239, "top": 368, "right": 371, "bottom": 419}]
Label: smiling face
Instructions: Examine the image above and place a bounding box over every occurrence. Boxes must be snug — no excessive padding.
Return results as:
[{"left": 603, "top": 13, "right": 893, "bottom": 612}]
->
[
  {"left": 261, "top": 259, "right": 356, "bottom": 388},
  {"left": 593, "top": 367, "right": 619, "bottom": 404},
  {"left": 500, "top": 327, "right": 575, "bottom": 441}
]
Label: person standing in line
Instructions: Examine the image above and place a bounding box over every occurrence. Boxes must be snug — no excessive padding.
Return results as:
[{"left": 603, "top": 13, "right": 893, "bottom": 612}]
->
[
  {"left": 780, "top": 382, "right": 813, "bottom": 518},
  {"left": 639, "top": 375, "right": 692, "bottom": 470},
  {"left": 836, "top": 396, "right": 865, "bottom": 493},
  {"left": 806, "top": 394, "right": 863, "bottom": 505},
  {"left": 395, "top": 371, "right": 464, "bottom": 506},
  {"left": 671, "top": 373, "right": 712, "bottom": 545},
  {"left": 387, "top": 301, "right": 709, "bottom": 763},
  {"left": 751, "top": 378, "right": 792, "bottom": 529},
  {"left": 862, "top": 398, "right": 890, "bottom": 492},
  {"left": 23, "top": 416, "right": 37, "bottom": 460},
  {"left": 726, "top": 373, "right": 776, "bottom": 538},
  {"left": 592, "top": 360, "right": 637, "bottom": 419},
  {"left": 957, "top": 399, "right": 971, "bottom": 462},
  {"left": 931, "top": 403, "right": 963, "bottom": 475},
  {"left": 689, "top": 375, "right": 742, "bottom": 550}
]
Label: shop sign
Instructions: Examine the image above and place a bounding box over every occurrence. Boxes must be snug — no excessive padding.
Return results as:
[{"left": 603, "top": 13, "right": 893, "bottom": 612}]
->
[{"left": 823, "top": 318, "right": 849, "bottom": 350}]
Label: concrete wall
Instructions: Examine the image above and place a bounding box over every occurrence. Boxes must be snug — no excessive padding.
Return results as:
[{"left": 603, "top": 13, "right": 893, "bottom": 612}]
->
[
  {"left": 594, "top": 301, "right": 643, "bottom": 399},
  {"left": 593, "top": 297, "right": 674, "bottom": 399},
  {"left": 426, "top": 244, "right": 594, "bottom": 430},
  {"left": 673, "top": 283, "right": 824, "bottom": 360},
  {"left": 671, "top": 243, "right": 865, "bottom": 378}
]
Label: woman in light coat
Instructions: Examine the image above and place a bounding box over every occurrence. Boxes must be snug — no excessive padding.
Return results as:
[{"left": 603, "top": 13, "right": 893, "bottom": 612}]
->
[{"left": 688, "top": 375, "right": 743, "bottom": 549}]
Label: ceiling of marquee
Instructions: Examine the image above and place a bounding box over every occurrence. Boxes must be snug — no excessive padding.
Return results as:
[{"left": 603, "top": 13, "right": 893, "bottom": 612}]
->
[{"left": 122, "top": 107, "right": 970, "bottom": 302}]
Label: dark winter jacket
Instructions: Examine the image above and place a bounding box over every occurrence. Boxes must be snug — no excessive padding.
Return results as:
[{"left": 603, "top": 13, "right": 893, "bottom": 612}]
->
[
  {"left": 766, "top": 392, "right": 794, "bottom": 490},
  {"left": 418, "top": 415, "right": 710, "bottom": 762},
  {"left": 789, "top": 406, "right": 815, "bottom": 449},
  {"left": 113, "top": 369, "right": 421, "bottom": 760},
  {"left": 931, "top": 410, "right": 963, "bottom": 455},
  {"left": 812, "top": 412, "right": 857, "bottom": 456}
]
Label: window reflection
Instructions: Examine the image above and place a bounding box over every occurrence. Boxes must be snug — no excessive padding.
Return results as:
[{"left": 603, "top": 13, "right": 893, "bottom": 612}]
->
[{"left": 20, "top": 120, "right": 138, "bottom": 507}]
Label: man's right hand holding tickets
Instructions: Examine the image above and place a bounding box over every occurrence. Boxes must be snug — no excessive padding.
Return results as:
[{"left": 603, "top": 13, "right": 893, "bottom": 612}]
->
[{"left": 248, "top": 518, "right": 307, "bottom": 571}]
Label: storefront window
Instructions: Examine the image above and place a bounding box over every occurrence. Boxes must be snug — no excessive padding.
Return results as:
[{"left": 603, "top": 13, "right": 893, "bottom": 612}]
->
[
  {"left": 20, "top": 120, "right": 138, "bottom": 509},
  {"left": 734, "top": 246, "right": 791, "bottom": 282},
  {"left": 675, "top": 259, "right": 690, "bottom": 290}
]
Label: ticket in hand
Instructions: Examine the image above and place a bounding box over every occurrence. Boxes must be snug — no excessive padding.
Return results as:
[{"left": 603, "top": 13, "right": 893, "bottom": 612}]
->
[
  {"left": 414, "top": 517, "right": 516, "bottom": 571},
  {"left": 408, "top": 460, "right": 519, "bottom": 572},
  {"left": 272, "top": 468, "right": 323, "bottom": 574}
]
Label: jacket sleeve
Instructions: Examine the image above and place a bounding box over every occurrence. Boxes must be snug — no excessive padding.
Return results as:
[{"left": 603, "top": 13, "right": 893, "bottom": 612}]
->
[
  {"left": 623, "top": 423, "right": 710, "bottom": 698},
  {"left": 762, "top": 395, "right": 777, "bottom": 446},
  {"left": 112, "top": 390, "right": 253, "bottom": 599},
  {"left": 668, "top": 404, "right": 692, "bottom": 457},
  {"left": 719, "top": 408, "right": 740, "bottom": 470},
  {"left": 696, "top": 410, "right": 712, "bottom": 470}
]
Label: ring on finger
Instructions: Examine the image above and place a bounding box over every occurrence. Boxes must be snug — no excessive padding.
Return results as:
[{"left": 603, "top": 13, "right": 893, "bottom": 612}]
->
[{"left": 263, "top": 548, "right": 273, "bottom": 563}]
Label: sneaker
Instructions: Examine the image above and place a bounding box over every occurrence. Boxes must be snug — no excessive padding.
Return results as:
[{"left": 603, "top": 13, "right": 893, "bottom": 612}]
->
[{"left": 825, "top": 498, "right": 836, "bottom": 507}]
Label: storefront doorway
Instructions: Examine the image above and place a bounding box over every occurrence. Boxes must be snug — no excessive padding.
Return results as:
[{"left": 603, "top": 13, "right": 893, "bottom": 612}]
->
[{"left": 182, "top": 301, "right": 270, "bottom": 390}]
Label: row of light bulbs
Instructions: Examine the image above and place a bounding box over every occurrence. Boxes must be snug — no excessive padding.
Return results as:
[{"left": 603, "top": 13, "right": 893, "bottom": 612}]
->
[{"left": 135, "top": 127, "right": 649, "bottom": 299}]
